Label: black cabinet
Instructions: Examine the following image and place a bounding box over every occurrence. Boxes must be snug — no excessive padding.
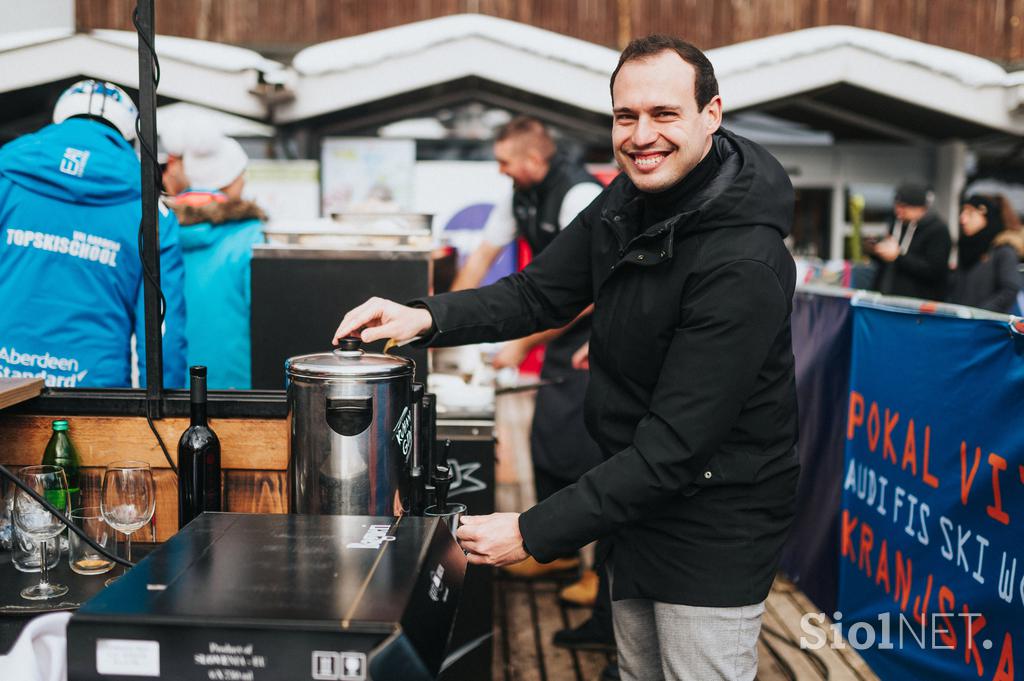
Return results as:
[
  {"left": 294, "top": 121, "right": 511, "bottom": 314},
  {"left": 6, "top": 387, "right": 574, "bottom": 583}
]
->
[{"left": 250, "top": 245, "right": 430, "bottom": 389}]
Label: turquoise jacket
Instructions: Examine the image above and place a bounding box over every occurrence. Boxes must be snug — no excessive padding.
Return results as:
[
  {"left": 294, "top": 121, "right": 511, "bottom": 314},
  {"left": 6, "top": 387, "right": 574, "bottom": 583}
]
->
[
  {"left": 0, "top": 119, "right": 187, "bottom": 388},
  {"left": 171, "top": 190, "right": 265, "bottom": 390}
]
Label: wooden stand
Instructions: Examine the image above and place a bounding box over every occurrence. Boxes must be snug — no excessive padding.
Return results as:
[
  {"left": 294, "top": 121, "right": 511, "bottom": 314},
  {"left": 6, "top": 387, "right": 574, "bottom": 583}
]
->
[{"left": 0, "top": 378, "right": 44, "bottom": 411}]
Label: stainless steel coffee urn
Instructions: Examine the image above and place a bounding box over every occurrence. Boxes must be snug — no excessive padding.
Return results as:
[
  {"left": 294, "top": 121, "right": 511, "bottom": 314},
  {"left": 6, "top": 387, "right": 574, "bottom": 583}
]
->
[{"left": 286, "top": 337, "right": 418, "bottom": 516}]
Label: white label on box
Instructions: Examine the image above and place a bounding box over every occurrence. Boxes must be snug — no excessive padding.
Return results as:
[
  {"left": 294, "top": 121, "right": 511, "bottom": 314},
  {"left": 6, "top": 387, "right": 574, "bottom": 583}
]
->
[
  {"left": 311, "top": 650, "right": 366, "bottom": 680},
  {"left": 96, "top": 638, "right": 161, "bottom": 677}
]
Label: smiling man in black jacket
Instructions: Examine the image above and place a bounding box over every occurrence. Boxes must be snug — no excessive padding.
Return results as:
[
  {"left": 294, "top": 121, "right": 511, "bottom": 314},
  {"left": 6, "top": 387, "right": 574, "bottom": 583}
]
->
[{"left": 334, "top": 35, "right": 799, "bottom": 681}]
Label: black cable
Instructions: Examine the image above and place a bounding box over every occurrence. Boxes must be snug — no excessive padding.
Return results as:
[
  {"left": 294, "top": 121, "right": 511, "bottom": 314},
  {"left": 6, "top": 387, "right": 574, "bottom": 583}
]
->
[
  {"left": 133, "top": 221, "right": 178, "bottom": 474},
  {"left": 131, "top": 3, "right": 178, "bottom": 477},
  {"left": 147, "top": 402, "right": 177, "bottom": 474},
  {"left": 132, "top": 3, "right": 168, "bottom": 340},
  {"left": 132, "top": 7, "right": 161, "bottom": 86},
  {"left": 1, "top": 463, "right": 133, "bottom": 568},
  {"left": 135, "top": 218, "right": 167, "bottom": 327}
]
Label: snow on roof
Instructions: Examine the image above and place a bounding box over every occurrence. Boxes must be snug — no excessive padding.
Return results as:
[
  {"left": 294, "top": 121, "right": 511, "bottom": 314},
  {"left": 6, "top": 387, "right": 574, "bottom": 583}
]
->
[
  {"left": 292, "top": 14, "right": 618, "bottom": 77},
  {"left": 282, "top": 16, "right": 1024, "bottom": 135},
  {"left": 91, "top": 29, "right": 283, "bottom": 74},
  {"left": 708, "top": 25, "right": 1008, "bottom": 88},
  {"left": 0, "top": 30, "right": 271, "bottom": 118},
  {"left": 281, "top": 14, "right": 619, "bottom": 122},
  {"left": 294, "top": 18, "right": 1011, "bottom": 91},
  {"left": 378, "top": 117, "right": 449, "bottom": 139},
  {"left": 157, "top": 102, "right": 274, "bottom": 139},
  {"left": 704, "top": 24, "right": 1024, "bottom": 134},
  {"left": 0, "top": 28, "right": 74, "bottom": 53},
  {"left": 2, "top": 19, "right": 1023, "bottom": 136}
]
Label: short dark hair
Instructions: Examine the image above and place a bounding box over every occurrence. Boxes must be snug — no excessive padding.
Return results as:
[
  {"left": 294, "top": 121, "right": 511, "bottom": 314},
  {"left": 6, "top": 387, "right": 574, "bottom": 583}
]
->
[
  {"left": 494, "top": 115, "right": 556, "bottom": 160},
  {"left": 610, "top": 35, "right": 719, "bottom": 111}
]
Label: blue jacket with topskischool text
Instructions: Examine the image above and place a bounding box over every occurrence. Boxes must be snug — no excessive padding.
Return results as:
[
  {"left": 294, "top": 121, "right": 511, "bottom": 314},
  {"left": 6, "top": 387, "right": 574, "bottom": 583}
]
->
[{"left": 0, "top": 118, "right": 187, "bottom": 388}]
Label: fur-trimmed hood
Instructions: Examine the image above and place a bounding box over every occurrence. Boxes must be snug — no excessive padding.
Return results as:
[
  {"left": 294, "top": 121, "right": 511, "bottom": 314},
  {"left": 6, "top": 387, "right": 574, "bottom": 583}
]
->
[
  {"left": 170, "top": 197, "right": 267, "bottom": 227},
  {"left": 170, "top": 191, "right": 265, "bottom": 255},
  {"left": 994, "top": 229, "right": 1024, "bottom": 259}
]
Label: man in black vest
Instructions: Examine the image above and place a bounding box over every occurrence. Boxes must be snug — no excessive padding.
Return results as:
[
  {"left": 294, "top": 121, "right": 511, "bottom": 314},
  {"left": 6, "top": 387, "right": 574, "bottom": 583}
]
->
[
  {"left": 452, "top": 116, "right": 602, "bottom": 294},
  {"left": 452, "top": 117, "right": 615, "bottom": 654},
  {"left": 453, "top": 116, "right": 604, "bottom": 524}
]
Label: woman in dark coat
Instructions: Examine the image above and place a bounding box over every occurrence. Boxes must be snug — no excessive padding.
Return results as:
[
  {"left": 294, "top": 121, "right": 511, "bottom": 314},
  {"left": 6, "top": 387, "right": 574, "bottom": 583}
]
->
[{"left": 949, "top": 194, "right": 1024, "bottom": 314}]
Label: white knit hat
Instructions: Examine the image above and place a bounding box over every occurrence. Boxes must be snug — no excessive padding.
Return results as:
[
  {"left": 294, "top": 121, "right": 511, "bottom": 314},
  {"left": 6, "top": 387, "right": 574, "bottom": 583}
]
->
[
  {"left": 182, "top": 131, "right": 248, "bottom": 191},
  {"left": 157, "top": 117, "right": 189, "bottom": 162}
]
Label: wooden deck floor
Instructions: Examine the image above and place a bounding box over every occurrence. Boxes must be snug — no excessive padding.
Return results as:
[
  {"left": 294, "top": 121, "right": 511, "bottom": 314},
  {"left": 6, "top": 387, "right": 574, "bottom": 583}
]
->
[
  {"left": 490, "top": 572, "right": 879, "bottom": 681},
  {"left": 490, "top": 392, "right": 879, "bottom": 681},
  {"left": 493, "top": 576, "right": 613, "bottom": 681}
]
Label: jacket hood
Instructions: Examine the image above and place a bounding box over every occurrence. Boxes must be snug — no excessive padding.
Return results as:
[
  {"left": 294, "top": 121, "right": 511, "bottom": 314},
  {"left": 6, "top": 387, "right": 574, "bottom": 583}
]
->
[
  {"left": 169, "top": 191, "right": 266, "bottom": 253},
  {"left": 170, "top": 194, "right": 266, "bottom": 227},
  {"left": 0, "top": 119, "right": 140, "bottom": 205},
  {"left": 609, "top": 127, "right": 794, "bottom": 240},
  {"left": 694, "top": 128, "right": 794, "bottom": 237},
  {"left": 994, "top": 229, "right": 1024, "bottom": 259}
]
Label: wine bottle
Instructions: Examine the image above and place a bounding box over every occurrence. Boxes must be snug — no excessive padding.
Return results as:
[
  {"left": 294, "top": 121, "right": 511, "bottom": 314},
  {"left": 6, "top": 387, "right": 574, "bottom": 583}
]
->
[
  {"left": 177, "top": 366, "right": 221, "bottom": 528},
  {"left": 42, "top": 419, "right": 81, "bottom": 513}
]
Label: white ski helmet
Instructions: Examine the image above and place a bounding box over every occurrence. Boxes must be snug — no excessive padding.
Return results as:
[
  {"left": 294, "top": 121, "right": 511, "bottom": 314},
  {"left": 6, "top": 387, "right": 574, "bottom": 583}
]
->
[{"left": 53, "top": 80, "right": 139, "bottom": 142}]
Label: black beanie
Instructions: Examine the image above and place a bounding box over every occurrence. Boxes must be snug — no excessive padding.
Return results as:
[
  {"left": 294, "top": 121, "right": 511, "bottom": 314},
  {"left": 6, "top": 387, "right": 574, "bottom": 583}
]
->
[{"left": 894, "top": 183, "right": 928, "bottom": 207}]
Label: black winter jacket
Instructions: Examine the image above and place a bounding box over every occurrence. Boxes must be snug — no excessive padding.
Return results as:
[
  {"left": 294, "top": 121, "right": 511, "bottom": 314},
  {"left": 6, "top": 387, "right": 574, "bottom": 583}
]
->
[
  {"left": 948, "top": 234, "right": 1024, "bottom": 314},
  {"left": 417, "top": 129, "right": 799, "bottom": 606},
  {"left": 872, "top": 212, "right": 952, "bottom": 301}
]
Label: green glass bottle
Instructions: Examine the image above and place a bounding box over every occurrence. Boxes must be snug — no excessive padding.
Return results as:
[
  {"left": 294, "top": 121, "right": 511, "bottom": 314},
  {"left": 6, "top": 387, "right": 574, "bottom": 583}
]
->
[{"left": 41, "top": 419, "right": 81, "bottom": 513}]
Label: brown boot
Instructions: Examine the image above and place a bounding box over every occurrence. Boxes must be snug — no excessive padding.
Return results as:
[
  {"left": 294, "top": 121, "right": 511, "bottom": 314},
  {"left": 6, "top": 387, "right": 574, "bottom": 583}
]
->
[
  {"left": 559, "top": 569, "right": 599, "bottom": 607},
  {"left": 501, "top": 556, "right": 580, "bottom": 579}
]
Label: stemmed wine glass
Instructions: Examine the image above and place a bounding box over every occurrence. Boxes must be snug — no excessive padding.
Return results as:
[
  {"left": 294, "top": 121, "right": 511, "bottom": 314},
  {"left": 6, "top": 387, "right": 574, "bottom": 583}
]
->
[
  {"left": 100, "top": 460, "right": 156, "bottom": 584},
  {"left": 13, "top": 465, "right": 70, "bottom": 600}
]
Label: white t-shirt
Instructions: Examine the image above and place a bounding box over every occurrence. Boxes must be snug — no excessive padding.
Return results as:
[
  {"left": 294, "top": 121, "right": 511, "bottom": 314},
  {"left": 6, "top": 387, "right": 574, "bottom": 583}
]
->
[{"left": 480, "top": 182, "right": 603, "bottom": 248}]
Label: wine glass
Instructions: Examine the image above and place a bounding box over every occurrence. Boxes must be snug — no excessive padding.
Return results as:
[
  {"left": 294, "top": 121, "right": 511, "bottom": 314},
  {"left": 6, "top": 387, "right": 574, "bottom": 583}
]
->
[
  {"left": 100, "top": 460, "right": 155, "bottom": 583},
  {"left": 13, "top": 465, "right": 69, "bottom": 600}
]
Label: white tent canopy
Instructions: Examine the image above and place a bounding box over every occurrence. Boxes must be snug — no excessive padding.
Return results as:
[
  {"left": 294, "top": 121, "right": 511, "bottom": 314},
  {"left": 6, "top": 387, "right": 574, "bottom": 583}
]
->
[
  {"left": 711, "top": 25, "right": 1024, "bottom": 137},
  {"left": 157, "top": 102, "right": 274, "bottom": 139},
  {"left": 0, "top": 29, "right": 274, "bottom": 119},
  {"left": 0, "top": 27, "right": 73, "bottom": 52}
]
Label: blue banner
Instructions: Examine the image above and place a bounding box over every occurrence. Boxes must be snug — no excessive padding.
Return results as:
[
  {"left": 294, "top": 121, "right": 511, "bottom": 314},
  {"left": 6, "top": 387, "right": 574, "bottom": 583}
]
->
[
  {"left": 780, "top": 289, "right": 853, "bottom": 614},
  {"left": 837, "top": 303, "right": 1024, "bottom": 680}
]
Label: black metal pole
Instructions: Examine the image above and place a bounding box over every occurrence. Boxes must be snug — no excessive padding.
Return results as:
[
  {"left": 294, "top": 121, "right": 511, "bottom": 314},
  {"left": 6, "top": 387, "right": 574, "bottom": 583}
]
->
[{"left": 137, "top": 0, "right": 163, "bottom": 413}]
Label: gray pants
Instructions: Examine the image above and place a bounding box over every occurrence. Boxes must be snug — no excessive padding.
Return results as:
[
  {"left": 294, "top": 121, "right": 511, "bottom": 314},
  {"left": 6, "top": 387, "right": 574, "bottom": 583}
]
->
[{"left": 611, "top": 580, "right": 765, "bottom": 681}]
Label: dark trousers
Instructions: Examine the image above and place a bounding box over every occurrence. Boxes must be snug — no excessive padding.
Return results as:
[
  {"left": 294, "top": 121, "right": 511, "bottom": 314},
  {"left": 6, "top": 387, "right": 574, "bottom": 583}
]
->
[{"left": 533, "top": 467, "right": 613, "bottom": 638}]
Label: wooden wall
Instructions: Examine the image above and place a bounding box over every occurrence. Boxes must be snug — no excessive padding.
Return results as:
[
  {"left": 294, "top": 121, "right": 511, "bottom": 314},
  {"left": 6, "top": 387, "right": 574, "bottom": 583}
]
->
[
  {"left": 0, "top": 414, "right": 288, "bottom": 542},
  {"left": 76, "top": 0, "right": 1024, "bottom": 65}
]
